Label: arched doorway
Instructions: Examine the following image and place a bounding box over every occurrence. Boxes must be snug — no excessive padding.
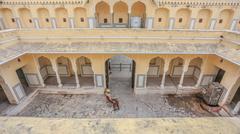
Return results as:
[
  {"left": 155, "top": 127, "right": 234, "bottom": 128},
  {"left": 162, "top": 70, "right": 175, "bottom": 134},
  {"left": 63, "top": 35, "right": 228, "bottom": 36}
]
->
[
  {"left": 37, "top": 8, "right": 51, "bottom": 28},
  {"left": 18, "top": 8, "right": 34, "bottom": 28},
  {"left": 175, "top": 8, "right": 191, "bottom": 29},
  {"left": 38, "top": 56, "right": 57, "bottom": 86},
  {"left": 105, "top": 55, "right": 136, "bottom": 93},
  {"left": 154, "top": 8, "right": 169, "bottom": 29},
  {"left": 146, "top": 57, "right": 164, "bottom": 88},
  {"left": 0, "top": 8, "right": 17, "bottom": 29},
  {"left": 76, "top": 57, "right": 94, "bottom": 88},
  {"left": 55, "top": 8, "right": 69, "bottom": 28},
  {"left": 131, "top": 1, "right": 146, "bottom": 28},
  {"left": 0, "top": 77, "right": 11, "bottom": 112},
  {"left": 56, "top": 56, "right": 76, "bottom": 87},
  {"left": 169, "top": 57, "right": 184, "bottom": 86},
  {"left": 195, "top": 9, "right": 212, "bottom": 29},
  {"left": 183, "top": 57, "right": 203, "bottom": 86},
  {"left": 95, "top": 1, "right": 111, "bottom": 27},
  {"left": 216, "top": 9, "right": 234, "bottom": 30},
  {"left": 74, "top": 7, "right": 88, "bottom": 28},
  {"left": 113, "top": 1, "right": 128, "bottom": 28}
]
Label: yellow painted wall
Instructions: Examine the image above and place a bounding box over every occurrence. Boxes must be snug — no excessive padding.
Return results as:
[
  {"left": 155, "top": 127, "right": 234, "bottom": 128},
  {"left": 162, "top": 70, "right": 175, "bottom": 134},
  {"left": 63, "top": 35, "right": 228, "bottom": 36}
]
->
[
  {"left": 1, "top": 8, "right": 17, "bottom": 29},
  {"left": 113, "top": 1, "right": 128, "bottom": 24},
  {"left": 175, "top": 8, "right": 191, "bottom": 29},
  {"left": 37, "top": 8, "right": 51, "bottom": 28},
  {"left": 55, "top": 8, "right": 69, "bottom": 28},
  {"left": 74, "top": 7, "right": 88, "bottom": 28},
  {"left": 18, "top": 8, "right": 34, "bottom": 28},
  {"left": 195, "top": 9, "right": 212, "bottom": 29},
  {"left": 154, "top": 8, "right": 169, "bottom": 29}
]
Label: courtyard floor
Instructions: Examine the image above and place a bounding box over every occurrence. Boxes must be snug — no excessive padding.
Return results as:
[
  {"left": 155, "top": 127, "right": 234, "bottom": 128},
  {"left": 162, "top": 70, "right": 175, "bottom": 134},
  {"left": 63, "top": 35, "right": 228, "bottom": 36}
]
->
[{"left": 17, "top": 76, "right": 214, "bottom": 118}]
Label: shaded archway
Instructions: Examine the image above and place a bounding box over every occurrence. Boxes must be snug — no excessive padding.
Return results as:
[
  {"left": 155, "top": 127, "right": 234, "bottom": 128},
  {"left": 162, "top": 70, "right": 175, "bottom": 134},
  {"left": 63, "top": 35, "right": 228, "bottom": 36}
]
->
[
  {"left": 0, "top": 8, "right": 17, "bottom": 29},
  {"left": 56, "top": 56, "right": 76, "bottom": 87},
  {"left": 76, "top": 57, "right": 94, "bottom": 87},
  {"left": 38, "top": 56, "right": 57, "bottom": 86},
  {"left": 0, "top": 75, "right": 11, "bottom": 111},
  {"left": 146, "top": 57, "right": 165, "bottom": 88},
  {"left": 105, "top": 55, "right": 136, "bottom": 92},
  {"left": 55, "top": 8, "right": 69, "bottom": 28},
  {"left": 195, "top": 9, "right": 212, "bottom": 29},
  {"left": 175, "top": 8, "right": 191, "bottom": 29},
  {"left": 113, "top": 1, "right": 128, "bottom": 27},
  {"left": 216, "top": 9, "right": 234, "bottom": 30},
  {"left": 18, "top": 8, "right": 34, "bottom": 28},
  {"left": 169, "top": 57, "right": 184, "bottom": 86},
  {"left": 74, "top": 7, "right": 88, "bottom": 28},
  {"left": 95, "top": 1, "right": 111, "bottom": 27},
  {"left": 131, "top": 1, "right": 146, "bottom": 28},
  {"left": 183, "top": 57, "right": 203, "bottom": 86},
  {"left": 37, "top": 8, "right": 51, "bottom": 28},
  {"left": 154, "top": 8, "right": 169, "bottom": 29}
]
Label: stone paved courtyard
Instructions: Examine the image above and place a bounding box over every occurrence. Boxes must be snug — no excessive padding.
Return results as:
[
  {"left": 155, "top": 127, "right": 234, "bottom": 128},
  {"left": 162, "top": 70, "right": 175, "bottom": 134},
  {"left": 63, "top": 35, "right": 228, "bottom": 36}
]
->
[{"left": 17, "top": 76, "right": 215, "bottom": 118}]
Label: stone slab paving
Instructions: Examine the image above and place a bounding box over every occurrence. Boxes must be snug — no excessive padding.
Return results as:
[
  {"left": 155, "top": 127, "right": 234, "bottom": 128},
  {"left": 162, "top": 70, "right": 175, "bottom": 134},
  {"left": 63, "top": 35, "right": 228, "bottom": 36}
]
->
[
  {"left": 0, "top": 41, "right": 239, "bottom": 66},
  {"left": 17, "top": 77, "right": 214, "bottom": 118},
  {"left": 0, "top": 117, "right": 239, "bottom": 134}
]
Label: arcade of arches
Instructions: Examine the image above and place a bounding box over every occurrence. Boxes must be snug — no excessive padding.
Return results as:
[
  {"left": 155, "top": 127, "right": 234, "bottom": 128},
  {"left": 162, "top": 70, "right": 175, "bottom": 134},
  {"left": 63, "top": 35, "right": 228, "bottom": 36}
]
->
[{"left": 0, "top": 1, "right": 240, "bottom": 30}]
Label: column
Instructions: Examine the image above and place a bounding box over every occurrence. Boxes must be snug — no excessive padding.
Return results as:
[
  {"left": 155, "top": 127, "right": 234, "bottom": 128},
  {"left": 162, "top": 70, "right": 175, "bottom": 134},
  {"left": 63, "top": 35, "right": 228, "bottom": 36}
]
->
[
  {"left": 145, "top": 17, "right": 154, "bottom": 29},
  {"left": 33, "top": 56, "right": 45, "bottom": 87},
  {"left": 160, "top": 59, "right": 170, "bottom": 89},
  {"left": 209, "top": 18, "right": 217, "bottom": 30},
  {"left": 178, "top": 59, "right": 190, "bottom": 88},
  {"left": 189, "top": 18, "right": 196, "bottom": 30},
  {"left": 50, "top": 58, "right": 62, "bottom": 87},
  {"left": 69, "top": 17, "right": 75, "bottom": 28},
  {"left": 128, "top": 11, "right": 131, "bottom": 28},
  {"left": 70, "top": 58, "right": 80, "bottom": 88},
  {"left": 88, "top": 17, "right": 96, "bottom": 29},
  {"left": 169, "top": 18, "right": 175, "bottom": 30},
  {"left": 230, "top": 19, "right": 238, "bottom": 31},
  {"left": 15, "top": 17, "right": 22, "bottom": 29},
  {"left": 50, "top": 18, "right": 57, "bottom": 29},
  {"left": 195, "top": 60, "right": 207, "bottom": 87},
  {"left": 0, "top": 17, "right": 6, "bottom": 30},
  {"left": 33, "top": 18, "right": 40, "bottom": 29},
  {"left": 112, "top": 13, "right": 114, "bottom": 27}
]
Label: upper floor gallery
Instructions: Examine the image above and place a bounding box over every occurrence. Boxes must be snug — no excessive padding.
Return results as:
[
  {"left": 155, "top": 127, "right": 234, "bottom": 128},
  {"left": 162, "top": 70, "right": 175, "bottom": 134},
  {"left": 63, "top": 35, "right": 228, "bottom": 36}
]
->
[{"left": 0, "top": 0, "right": 240, "bottom": 31}]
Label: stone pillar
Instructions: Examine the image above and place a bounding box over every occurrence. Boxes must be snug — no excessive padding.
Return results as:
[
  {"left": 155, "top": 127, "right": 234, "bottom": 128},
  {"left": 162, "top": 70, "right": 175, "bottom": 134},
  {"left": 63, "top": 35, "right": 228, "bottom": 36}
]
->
[
  {"left": 169, "top": 18, "right": 175, "bottom": 30},
  {"left": 69, "top": 17, "right": 75, "bottom": 28},
  {"left": 178, "top": 59, "right": 190, "bottom": 88},
  {"left": 161, "top": 59, "right": 170, "bottom": 89},
  {"left": 88, "top": 17, "right": 96, "bottom": 29},
  {"left": 16, "top": 17, "right": 22, "bottom": 29},
  {"left": 195, "top": 60, "right": 207, "bottom": 87},
  {"left": 189, "top": 18, "right": 196, "bottom": 30},
  {"left": 70, "top": 58, "right": 80, "bottom": 88},
  {"left": 230, "top": 19, "right": 238, "bottom": 31},
  {"left": 33, "top": 18, "right": 40, "bottom": 29},
  {"left": 50, "top": 18, "right": 57, "bottom": 29},
  {"left": 33, "top": 56, "right": 45, "bottom": 87},
  {"left": 145, "top": 17, "right": 154, "bottom": 29},
  {"left": 112, "top": 13, "right": 114, "bottom": 27},
  {"left": 51, "top": 58, "right": 62, "bottom": 87},
  {"left": 209, "top": 18, "right": 217, "bottom": 30},
  {"left": 128, "top": 10, "right": 131, "bottom": 28},
  {"left": 0, "top": 17, "right": 6, "bottom": 30}
]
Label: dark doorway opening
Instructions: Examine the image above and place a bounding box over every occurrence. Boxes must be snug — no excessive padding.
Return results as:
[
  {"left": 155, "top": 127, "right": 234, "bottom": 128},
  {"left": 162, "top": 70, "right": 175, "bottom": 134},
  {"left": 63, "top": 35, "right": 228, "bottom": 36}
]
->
[
  {"left": 214, "top": 69, "right": 225, "bottom": 83},
  {"left": 16, "top": 68, "right": 32, "bottom": 95},
  {"left": 105, "top": 55, "right": 136, "bottom": 92},
  {"left": 0, "top": 84, "right": 10, "bottom": 113},
  {"left": 231, "top": 86, "right": 240, "bottom": 107}
]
